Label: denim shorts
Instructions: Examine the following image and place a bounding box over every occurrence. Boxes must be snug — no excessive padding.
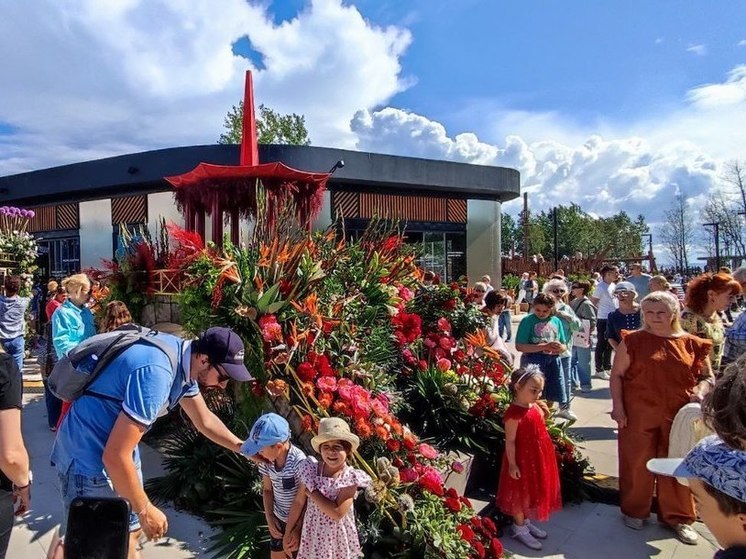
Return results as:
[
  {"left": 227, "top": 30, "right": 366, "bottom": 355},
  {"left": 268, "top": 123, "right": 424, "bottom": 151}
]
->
[{"left": 58, "top": 466, "right": 141, "bottom": 536}]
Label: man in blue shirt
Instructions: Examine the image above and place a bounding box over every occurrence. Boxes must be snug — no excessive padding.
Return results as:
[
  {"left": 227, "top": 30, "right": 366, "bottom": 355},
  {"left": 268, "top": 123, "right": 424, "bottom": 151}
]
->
[{"left": 49, "top": 326, "right": 252, "bottom": 559}]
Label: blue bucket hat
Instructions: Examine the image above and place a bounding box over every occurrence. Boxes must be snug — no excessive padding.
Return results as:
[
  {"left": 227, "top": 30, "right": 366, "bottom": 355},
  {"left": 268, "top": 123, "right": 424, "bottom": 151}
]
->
[
  {"left": 647, "top": 435, "right": 746, "bottom": 504},
  {"left": 240, "top": 413, "right": 290, "bottom": 457}
]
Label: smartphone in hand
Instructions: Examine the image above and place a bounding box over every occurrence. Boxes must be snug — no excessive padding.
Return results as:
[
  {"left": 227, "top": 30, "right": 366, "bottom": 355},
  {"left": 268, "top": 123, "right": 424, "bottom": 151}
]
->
[{"left": 65, "top": 496, "right": 130, "bottom": 559}]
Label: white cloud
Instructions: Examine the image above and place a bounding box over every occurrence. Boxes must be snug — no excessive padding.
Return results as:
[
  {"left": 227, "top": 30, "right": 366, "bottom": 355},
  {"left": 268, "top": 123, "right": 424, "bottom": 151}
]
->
[
  {"left": 0, "top": 0, "right": 412, "bottom": 174},
  {"left": 655, "top": 37, "right": 664, "bottom": 45},
  {"left": 686, "top": 43, "right": 707, "bottom": 56},
  {"left": 738, "top": 39, "right": 746, "bottom": 47}
]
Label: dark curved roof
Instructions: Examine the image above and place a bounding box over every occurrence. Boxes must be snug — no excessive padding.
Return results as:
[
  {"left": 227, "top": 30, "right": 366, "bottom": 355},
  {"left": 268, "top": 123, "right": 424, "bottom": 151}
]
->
[{"left": 0, "top": 144, "right": 520, "bottom": 206}]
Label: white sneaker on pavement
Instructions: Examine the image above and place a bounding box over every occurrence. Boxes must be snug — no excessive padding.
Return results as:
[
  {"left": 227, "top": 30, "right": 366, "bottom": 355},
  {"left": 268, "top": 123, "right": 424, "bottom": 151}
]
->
[
  {"left": 525, "top": 519, "right": 548, "bottom": 539},
  {"left": 512, "top": 523, "right": 543, "bottom": 550},
  {"left": 594, "top": 370, "right": 611, "bottom": 380},
  {"left": 673, "top": 523, "right": 698, "bottom": 545},
  {"left": 555, "top": 409, "right": 578, "bottom": 421}
]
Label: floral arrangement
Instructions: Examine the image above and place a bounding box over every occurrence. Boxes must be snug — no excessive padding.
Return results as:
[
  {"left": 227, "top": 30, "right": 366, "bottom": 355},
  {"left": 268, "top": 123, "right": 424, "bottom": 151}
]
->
[
  {"left": 125, "top": 189, "right": 591, "bottom": 559},
  {"left": 0, "top": 206, "right": 38, "bottom": 294}
]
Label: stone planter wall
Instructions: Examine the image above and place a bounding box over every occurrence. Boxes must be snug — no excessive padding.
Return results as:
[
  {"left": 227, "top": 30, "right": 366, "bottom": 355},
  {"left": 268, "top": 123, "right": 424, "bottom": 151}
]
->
[{"left": 141, "top": 295, "right": 181, "bottom": 328}]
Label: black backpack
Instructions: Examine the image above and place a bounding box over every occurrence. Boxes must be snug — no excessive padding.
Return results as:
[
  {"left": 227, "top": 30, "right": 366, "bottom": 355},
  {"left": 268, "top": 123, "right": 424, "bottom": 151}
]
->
[{"left": 47, "top": 327, "right": 179, "bottom": 403}]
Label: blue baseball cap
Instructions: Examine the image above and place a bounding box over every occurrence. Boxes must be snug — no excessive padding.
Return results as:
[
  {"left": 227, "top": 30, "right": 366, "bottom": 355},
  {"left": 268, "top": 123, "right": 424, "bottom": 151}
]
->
[
  {"left": 240, "top": 413, "right": 290, "bottom": 457},
  {"left": 647, "top": 435, "right": 746, "bottom": 504},
  {"left": 201, "top": 327, "right": 252, "bottom": 382}
]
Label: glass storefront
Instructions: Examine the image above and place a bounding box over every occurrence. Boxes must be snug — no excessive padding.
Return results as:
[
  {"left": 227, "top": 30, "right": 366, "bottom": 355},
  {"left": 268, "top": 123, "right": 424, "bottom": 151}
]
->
[
  {"left": 35, "top": 232, "right": 81, "bottom": 279},
  {"left": 343, "top": 220, "right": 466, "bottom": 282}
]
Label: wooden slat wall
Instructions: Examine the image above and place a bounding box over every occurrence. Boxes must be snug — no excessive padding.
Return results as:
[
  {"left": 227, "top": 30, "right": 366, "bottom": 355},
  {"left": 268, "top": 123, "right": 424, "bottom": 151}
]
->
[
  {"left": 332, "top": 191, "right": 467, "bottom": 223},
  {"left": 27, "top": 203, "right": 80, "bottom": 232},
  {"left": 111, "top": 195, "right": 147, "bottom": 225}
]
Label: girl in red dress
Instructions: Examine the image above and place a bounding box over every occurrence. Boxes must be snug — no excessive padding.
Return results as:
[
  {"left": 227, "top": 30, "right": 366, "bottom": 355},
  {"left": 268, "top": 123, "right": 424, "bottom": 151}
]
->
[{"left": 496, "top": 365, "right": 562, "bottom": 550}]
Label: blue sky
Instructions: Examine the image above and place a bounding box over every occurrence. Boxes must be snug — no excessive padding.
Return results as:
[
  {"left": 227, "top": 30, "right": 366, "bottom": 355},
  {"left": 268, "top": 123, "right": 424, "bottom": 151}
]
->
[{"left": 1, "top": 0, "right": 746, "bottom": 256}]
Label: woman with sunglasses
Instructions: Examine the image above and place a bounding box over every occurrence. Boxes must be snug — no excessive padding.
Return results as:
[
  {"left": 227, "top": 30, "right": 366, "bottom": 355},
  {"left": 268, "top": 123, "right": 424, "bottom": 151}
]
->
[{"left": 541, "top": 279, "right": 582, "bottom": 420}]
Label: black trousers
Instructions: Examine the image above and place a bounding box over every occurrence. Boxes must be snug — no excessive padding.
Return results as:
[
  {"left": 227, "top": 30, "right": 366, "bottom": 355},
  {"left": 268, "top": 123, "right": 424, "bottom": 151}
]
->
[
  {"left": 595, "top": 319, "right": 613, "bottom": 371},
  {"left": 0, "top": 489, "right": 13, "bottom": 559}
]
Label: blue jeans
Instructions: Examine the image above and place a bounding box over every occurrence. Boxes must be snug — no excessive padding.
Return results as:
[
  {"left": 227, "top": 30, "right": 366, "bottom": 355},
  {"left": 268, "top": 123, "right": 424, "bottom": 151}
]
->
[
  {"left": 498, "top": 311, "right": 512, "bottom": 340},
  {"left": 520, "top": 353, "right": 568, "bottom": 406},
  {"left": 0, "top": 336, "right": 24, "bottom": 374},
  {"left": 57, "top": 467, "right": 141, "bottom": 536},
  {"left": 572, "top": 345, "right": 592, "bottom": 390},
  {"left": 559, "top": 355, "right": 572, "bottom": 408}
]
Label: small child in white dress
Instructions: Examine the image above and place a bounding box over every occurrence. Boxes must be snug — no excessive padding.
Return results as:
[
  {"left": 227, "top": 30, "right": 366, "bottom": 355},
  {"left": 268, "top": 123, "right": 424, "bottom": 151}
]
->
[{"left": 284, "top": 417, "right": 371, "bottom": 559}]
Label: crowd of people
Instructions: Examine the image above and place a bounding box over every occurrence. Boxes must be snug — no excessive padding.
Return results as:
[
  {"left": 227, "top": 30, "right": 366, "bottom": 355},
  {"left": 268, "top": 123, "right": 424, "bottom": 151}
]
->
[
  {"left": 1, "top": 263, "right": 746, "bottom": 558},
  {"left": 467, "top": 265, "right": 746, "bottom": 555}
]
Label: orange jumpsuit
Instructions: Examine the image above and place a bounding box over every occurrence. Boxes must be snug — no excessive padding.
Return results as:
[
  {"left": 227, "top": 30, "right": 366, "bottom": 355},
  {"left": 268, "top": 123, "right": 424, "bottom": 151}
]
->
[{"left": 618, "top": 330, "right": 711, "bottom": 525}]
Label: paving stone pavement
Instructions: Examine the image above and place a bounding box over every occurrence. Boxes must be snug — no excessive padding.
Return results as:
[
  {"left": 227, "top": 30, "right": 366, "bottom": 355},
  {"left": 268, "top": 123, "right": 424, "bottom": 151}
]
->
[{"left": 9, "top": 336, "right": 721, "bottom": 558}]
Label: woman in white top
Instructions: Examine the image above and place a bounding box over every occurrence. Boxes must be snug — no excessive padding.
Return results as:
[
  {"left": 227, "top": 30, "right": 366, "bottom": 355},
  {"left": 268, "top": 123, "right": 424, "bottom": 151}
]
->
[
  {"left": 482, "top": 291, "right": 514, "bottom": 365},
  {"left": 515, "top": 273, "right": 529, "bottom": 305}
]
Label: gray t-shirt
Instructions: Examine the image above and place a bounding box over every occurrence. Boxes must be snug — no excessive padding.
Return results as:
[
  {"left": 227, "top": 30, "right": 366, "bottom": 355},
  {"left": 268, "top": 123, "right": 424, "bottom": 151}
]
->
[
  {"left": 0, "top": 296, "right": 30, "bottom": 339},
  {"left": 257, "top": 444, "right": 307, "bottom": 521}
]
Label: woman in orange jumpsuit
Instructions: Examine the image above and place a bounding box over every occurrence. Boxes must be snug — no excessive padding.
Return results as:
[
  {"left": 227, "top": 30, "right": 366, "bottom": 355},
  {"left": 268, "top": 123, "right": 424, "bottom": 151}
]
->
[{"left": 610, "top": 290, "right": 714, "bottom": 545}]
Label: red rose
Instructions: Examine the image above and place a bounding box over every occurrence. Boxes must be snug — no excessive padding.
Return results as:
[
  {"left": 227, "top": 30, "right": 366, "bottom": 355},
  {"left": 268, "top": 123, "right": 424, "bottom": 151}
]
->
[
  {"left": 296, "top": 362, "right": 316, "bottom": 382},
  {"left": 400, "top": 468, "right": 418, "bottom": 483},
  {"left": 444, "top": 496, "right": 462, "bottom": 513},
  {"left": 473, "top": 541, "right": 486, "bottom": 559},
  {"left": 443, "top": 298, "right": 457, "bottom": 311},
  {"left": 457, "top": 524, "right": 476, "bottom": 543},
  {"left": 386, "top": 439, "right": 401, "bottom": 452},
  {"left": 481, "top": 517, "right": 497, "bottom": 534},
  {"left": 489, "top": 537, "right": 503, "bottom": 557}
]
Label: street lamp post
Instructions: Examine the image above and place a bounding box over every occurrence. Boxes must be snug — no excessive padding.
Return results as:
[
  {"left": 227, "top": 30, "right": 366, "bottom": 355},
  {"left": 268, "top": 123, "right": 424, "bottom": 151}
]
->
[{"left": 703, "top": 222, "right": 721, "bottom": 271}]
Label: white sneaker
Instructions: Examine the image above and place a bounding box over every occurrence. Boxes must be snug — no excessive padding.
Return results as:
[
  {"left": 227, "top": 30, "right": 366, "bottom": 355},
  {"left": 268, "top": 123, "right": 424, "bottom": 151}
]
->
[
  {"left": 623, "top": 515, "right": 643, "bottom": 530},
  {"left": 555, "top": 409, "right": 578, "bottom": 421},
  {"left": 673, "top": 523, "right": 698, "bottom": 545},
  {"left": 525, "top": 519, "right": 548, "bottom": 539},
  {"left": 594, "top": 370, "right": 611, "bottom": 380},
  {"left": 512, "top": 524, "right": 543, "bottom": 550}
]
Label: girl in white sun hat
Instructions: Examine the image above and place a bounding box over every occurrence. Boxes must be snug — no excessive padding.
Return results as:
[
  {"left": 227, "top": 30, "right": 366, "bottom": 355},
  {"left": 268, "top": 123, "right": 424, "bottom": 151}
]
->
[{"left": 284, "top": 417, "right": 371, "bottom": 559}]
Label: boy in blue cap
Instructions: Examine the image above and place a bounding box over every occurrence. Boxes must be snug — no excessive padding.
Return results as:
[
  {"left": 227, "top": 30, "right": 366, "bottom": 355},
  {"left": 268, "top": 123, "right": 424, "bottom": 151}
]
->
[
  {"left": 648, "top": 436, "right": 746, "bottom": 557},
  {"left": 242, "top": 413, "right": 306, "bottom": 558}
]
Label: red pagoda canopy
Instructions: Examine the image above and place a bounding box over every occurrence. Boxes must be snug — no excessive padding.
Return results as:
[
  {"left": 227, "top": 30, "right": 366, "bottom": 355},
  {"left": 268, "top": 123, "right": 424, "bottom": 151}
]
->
[{"left": 165, "top": 71, "right": 331, "bottom": 244}]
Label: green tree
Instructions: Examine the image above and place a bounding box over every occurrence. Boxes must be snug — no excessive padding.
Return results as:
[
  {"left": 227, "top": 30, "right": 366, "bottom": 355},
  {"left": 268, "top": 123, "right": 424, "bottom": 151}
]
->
[
  {"left": 500, "top": 213, "right": 518, "bottom": 255},
  {"left": 218, "top": 102, "right": 311, "bottom": 145}
]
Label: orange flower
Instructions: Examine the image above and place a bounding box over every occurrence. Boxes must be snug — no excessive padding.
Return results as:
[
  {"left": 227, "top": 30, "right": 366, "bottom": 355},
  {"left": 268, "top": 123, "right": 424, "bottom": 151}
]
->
[
  {"left": 318, "top": 392, "right": 333, "bottom": 409},
  {"left": 375, "top": 425, "right": 391, "bottom": 441},
  {"left": 464, "top": 329, "right": 488, "bottom": 349},
  {"left": 301, "top": 414, "right": 313, "bottom": 432},
  {"left": 301, "top": 382, "right": 315, "bottom": 397},
  {"left": 355, "top": 419, "right": 372, "bottom": 438}
]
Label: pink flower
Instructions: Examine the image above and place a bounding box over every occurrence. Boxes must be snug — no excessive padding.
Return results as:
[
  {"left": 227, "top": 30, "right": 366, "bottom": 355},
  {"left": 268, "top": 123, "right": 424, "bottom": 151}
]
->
[
  {"left": 437, "top": 317, "right": 452, "bottom": 333},
  {"left": 316, "top": 376, "right": 337, "bottom": 393},
  {"left": 451, "top": 461, "right": 465, "bottom": 474},
  {"left": 417, "top": 467, "right": 444, "bottom": 496},
  {"left": 371, "top": 398, "right": 388, "bottom": 417},
  {"left": 436, "top": 358, "right": 451, "bottom": 372},
  {"left": 418, "top": 443, "right": 439, "bottom": 460},
  {"left": 398, "top": 286, "right": 415, "bottom": 302}
]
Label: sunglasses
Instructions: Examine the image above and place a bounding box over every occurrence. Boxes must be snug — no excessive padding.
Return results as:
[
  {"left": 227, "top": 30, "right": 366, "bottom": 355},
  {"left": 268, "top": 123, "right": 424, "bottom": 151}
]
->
[
  {"left": 214, "top": 364, "right": 230, "bottom": 383},
  {"left": 551, "top": 289, "right": 567, "bottom": 295}
]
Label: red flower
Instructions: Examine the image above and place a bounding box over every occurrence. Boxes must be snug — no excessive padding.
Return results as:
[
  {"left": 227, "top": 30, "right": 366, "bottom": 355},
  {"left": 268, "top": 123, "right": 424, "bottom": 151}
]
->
[
  {"left": 333, "top": 400, "right": 351, "bottom": 416},
  {"left": 418, "top": 443, "right": 439, "bottom": 460},
  {"left": 473, "top": 540, "right": 486, "bottom": 559},
  {"left": 452, "top": 461, "right": 465, "bottom": 474},
  {"left": 402, "top": 436, "right": 417, "bottom": 451},
  {"left": 278, "top": 279, "right": 293, "bottom": 297},
  {"left": 386, "top": 439, "right": 401, "bottom": 452},
  {"left": 258, "top": 314, "right": 283, "bottom": 343},
  {"left": 296, "top": 362, "right": 316, "bottom": 383},
  {"left": 399, "top": 468, "right": 418, "bottom": 483},
  {"left": 457, "top": 524, "right": 476, "bottom": 543},
  {"left": 391, "top": 311, "right": 422, "bottom": 344},
  {"left": 301, "top": 415, "right": 313, "bottom": 432},
  {"left": 489, "top": 537, "right": 503, "bottom": 557},
  {"left": 444, "top": 496, "right": 462, "bottom": 513},
  {"left": 439, "top": 336, "right": 456, "bottom": 350},
  {"left": 437, "top": 317, "right": 452, "bottom": 333},
  {"left": 436, "top": 358, "right": 451, "bottom": 372},
  {"left": 481, "top": 517, "right": 497, "bottom": 535},
  {"left": 443, "top": 298, "right": 457, "bottom": 311},
  {"left": 417, "top": 359, "right": 428, "bottom": 371}
]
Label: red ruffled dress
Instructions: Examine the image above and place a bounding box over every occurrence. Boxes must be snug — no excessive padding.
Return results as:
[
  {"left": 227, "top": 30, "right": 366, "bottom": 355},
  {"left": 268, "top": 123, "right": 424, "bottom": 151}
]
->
[{"left": 496, "top": 403, "right": 562, "bottom": 521}]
